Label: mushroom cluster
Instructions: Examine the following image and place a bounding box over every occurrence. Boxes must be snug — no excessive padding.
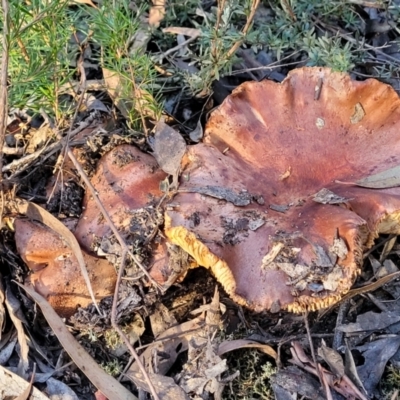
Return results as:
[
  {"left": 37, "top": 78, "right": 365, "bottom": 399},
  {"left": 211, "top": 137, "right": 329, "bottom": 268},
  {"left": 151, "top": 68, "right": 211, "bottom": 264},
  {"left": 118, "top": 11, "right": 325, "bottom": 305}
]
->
[{"left": 16, "top": 67, "right": 400, "bottom": 314}]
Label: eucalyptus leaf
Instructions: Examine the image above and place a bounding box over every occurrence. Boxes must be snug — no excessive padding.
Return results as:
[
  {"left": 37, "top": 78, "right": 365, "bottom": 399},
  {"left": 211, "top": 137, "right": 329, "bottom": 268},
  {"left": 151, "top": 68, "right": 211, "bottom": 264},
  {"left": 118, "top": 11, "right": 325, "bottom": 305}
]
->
[{"left": 355, "top": 165, "right": 400, "bottom": 189}]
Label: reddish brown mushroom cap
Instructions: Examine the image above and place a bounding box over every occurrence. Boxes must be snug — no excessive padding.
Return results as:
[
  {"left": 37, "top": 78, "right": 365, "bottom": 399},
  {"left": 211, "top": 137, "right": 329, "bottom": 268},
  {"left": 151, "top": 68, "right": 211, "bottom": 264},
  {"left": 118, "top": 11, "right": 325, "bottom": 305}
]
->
[
  {"left": 75, "top": 144, "right": 167, "bottom": 251},
  {"left": 74, "top": 144, "right": 177, "bottom": 285},
  {"left": 165, "top": 67, "right": 400, "bottom": 312},
  {"left": 15, "top": 219, "right": 116, "bottom": 317}
]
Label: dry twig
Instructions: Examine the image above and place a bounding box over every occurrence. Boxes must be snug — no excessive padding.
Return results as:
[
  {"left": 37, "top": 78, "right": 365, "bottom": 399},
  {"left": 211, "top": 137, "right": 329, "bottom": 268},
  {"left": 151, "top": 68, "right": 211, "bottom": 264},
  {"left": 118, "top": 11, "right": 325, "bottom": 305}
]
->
[
  {"left": 304, "top": 311, "right": 328, "bottom": 397},
  {"left": 332, "top": 300, "right": 349, "bottom": 351},
  {"left": 321, "top": 270, "right": 400, "bottom": 318},
  {"left": 0, "top": 0, "right": 10, "bottom": 178},
  {"left": 211, "top": 0, "right": 227, "bottom": 59},
  {"left": 347, "top": 0, "right": 388, "bottom": 8},
  {"left": 111, "top": 250, "right": 161, "bottom": 400},
  {"left": 52, "top": 52, "right": 161, "bottom": 400},
  {"left": 225, "top": 0, "right": 260, "bottom": 59},
  {"left": 0, "top": 0, "right": 10, "bottom": 230}
]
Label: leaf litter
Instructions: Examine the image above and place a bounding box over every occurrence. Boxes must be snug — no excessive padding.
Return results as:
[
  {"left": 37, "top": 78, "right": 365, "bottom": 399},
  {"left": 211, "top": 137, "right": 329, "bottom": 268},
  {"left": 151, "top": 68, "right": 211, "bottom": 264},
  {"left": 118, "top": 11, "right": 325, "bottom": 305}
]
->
[{"left": 4, "top": 111, "right": 400, "bottom": 399}]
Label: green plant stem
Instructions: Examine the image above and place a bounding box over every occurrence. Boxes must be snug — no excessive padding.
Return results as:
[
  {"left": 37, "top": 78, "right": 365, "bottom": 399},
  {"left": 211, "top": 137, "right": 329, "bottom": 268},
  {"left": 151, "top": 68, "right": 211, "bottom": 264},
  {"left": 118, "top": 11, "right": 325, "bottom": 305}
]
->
[
  {"left": 225, "top": 0, "right": 260, "bottom": 59},
  {"left": 0, "top": 0, "right": 10, "bottom": 179}
]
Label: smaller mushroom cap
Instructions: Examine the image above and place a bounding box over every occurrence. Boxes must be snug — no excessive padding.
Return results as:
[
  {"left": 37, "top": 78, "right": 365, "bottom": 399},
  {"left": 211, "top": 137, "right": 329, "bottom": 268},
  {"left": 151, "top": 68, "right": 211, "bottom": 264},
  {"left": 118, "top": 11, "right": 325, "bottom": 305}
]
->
[
  {"left": 15, "top": 219, "right": 116, "bottom": 316},
  {"left": 75, "top": 144, "right": 167, "bottom": 252}
]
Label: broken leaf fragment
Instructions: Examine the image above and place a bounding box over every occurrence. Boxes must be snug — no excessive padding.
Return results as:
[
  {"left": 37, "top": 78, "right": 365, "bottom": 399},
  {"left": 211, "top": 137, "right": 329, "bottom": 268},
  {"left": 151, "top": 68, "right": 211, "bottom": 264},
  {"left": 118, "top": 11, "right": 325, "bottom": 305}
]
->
[
  {"left": 313, "top": 188, "right": 352, "bottom": 205},
  {"left": 149, "top": 118, "right": 186, "bottom": 182},
  {"left": 350, "top": 102, "right": 366, "bottom": 124}
]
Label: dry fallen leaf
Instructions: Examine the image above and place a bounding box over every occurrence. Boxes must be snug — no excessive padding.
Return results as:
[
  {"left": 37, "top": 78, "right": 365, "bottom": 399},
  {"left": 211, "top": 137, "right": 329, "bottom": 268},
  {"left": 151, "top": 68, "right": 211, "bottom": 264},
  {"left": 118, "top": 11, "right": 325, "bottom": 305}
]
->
[
  {"left": 149, "top": 118, "right": 186, "bottom": 185},
  {"left": 217, "top": 339, "right": 277, "bottom": 360},
  {"left": 178, "top": 338, "right": 228, "bottom": 397},
  {"left": 290, "top": 341, "right": 368, "bottom": 400},
  {"left": 82, "top": 93, "right": 109, "bottom": 113},
  {"left": 271, "top": 366, "right": 326, "bottom": 400},
  {"left": 318, "top": 343, "right": 344, "bottom": 378},
  {"left": 127, "top": 290, "right": 221, "bottom": 384},
  {"left": 345, "top": 342, "right": 367, "bottom": 397},
  {"left": 354, "top": 165, "right": 400, "bottom": 188},
  {"left": 26, "top": 125, "right": 51, "bottom": 154},
  {"left": 102, "top": 68, "right": 132, "bottom": 118},
  {"left": 109, "top": 315, "right": 145, "bottom": 357},
  {"left": 128, "top": 372, "right": 189, "bottom": 400},
  {"left": 127, "top": 316, "right": 204, "bottom": 379},
  {"left": 379, "top": 236, "right": 397, "bottom": 264},
  {"left": 70, "top": 0, "right": 98, "bottom": 7},
  {"left": 189, "top": 120, "right": 203, "bottom": 143},
  {"left": 150, "top": 303, "right": 178, "bottom": 338},
  {"left": 0, "top": 365, "right": 49, "bottom": 400},
  {"left": 148, "top": 0, "right": 166, "bottom": 28},
  {"left": 5, "top": 284, "right": 29, "bottom": 379},
  {"left": 129, "top": 25, "right": 152, "bottom": 54},
  {"left": 356, "top": 336, "right": 400, "bottom": 396},
  {"left": 44, "top": 377, "right": 80, "bottom": 400},
  {"left": 175, "top": 288, "right": 228, "bottom": 398},
  {"left": 336, "top": 310, "right": 400, "bottom": 333},
  {"left": 16, "top": 283, "right": 138, "bottom": 400},
  {"left": 0, "top": 331, "right": 17, "bottom": 365},
  {"left": 350, "top": 102, "right": 366, "bottom": 124},
  {"left": 162, "top": 27, "right": 201, "bottom": 38},
  {"left": 313, "top": 188, "right": 351, "bottom": 205},
  {"left": 13, "top": 364, "right": 36, "bottom": 400}
]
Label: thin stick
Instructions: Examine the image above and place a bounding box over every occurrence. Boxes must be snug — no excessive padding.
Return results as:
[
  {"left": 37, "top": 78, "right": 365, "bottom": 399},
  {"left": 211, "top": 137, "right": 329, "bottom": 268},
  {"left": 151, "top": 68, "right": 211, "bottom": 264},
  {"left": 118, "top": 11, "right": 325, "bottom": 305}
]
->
[
  {"left": 161, "top": 34, "right": 199, "bottom": 59},
  {"left": 332, "top": 300, "right": 349, "bottom": 351},
  {"left": 231, "top": 52, "right": 302, "bottom": 77},
  {"left": 304, "top": 312, "right": 326, "bottom": 394},
  {"left": 280, "top": 0, "right": 296, "bottom": 22},
  {"left": 347, "top": 0, "right": 388, "bottom": 8},
  {"left": 363, "top": 234, "right": 397, "bottom": 259},
  {"left": 215, "top": 0, "right": 226, "bottom": 30},
  {"left": 0, "top": 0, "right": 10, "bottom": 178},
  {"left": 212, "top": 0, "right": 226, "bottom": 60},
  {"left": 111, "top": 250, "right": 160, "bottom": 400}
]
